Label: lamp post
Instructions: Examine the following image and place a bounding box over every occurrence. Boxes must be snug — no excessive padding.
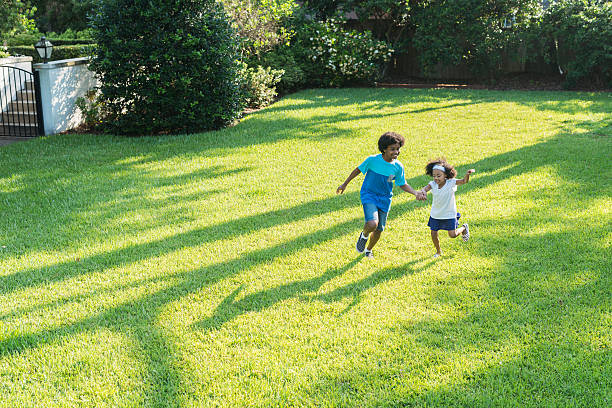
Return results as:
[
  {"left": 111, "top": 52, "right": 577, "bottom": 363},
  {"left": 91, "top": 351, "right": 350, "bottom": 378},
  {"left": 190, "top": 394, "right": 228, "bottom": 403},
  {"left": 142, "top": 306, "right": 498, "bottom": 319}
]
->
[{"left": 34, "top": 36, "right": 53, "bottom": 63}]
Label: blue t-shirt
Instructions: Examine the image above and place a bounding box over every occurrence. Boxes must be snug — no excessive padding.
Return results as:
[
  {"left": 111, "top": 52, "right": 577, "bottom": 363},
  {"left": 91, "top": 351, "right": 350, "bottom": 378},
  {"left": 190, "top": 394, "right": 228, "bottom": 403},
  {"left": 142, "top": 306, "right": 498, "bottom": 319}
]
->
[{"left": 358, "top": 154, "right": 407, "bottom": 212}]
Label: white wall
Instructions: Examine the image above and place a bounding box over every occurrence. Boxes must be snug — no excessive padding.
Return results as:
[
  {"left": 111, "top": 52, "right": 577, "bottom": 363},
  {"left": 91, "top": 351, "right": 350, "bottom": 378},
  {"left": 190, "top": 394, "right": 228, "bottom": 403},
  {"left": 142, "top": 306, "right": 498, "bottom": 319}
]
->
[
  {"left": 33, "top": 57, "right": 99, "bottom": 135},
  {"left": 0, "top": 57, "right": 33, "bottom": 113}
]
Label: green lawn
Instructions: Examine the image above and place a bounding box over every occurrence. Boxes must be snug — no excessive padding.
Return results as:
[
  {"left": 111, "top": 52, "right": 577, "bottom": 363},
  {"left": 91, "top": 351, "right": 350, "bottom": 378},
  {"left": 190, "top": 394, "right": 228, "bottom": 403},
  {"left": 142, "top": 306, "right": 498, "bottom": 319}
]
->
[{"left": 0, "top": 88, "right": 610, "bottom": 407}]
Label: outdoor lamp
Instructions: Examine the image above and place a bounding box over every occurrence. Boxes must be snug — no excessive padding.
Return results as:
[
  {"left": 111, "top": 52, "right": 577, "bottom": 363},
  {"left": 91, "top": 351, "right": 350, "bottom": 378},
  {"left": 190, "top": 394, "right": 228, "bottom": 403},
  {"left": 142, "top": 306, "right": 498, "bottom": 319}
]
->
[{"left": 34, "top": 36, "right": 53, "bottom": 63}]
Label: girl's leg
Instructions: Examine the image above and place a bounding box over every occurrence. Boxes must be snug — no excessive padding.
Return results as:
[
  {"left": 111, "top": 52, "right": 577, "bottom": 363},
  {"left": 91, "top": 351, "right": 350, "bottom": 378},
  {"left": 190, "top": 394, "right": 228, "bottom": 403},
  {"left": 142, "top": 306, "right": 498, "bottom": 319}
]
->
[
  {"left": 447, "top": 225, "right": 466, "bottom": 238},
  {"left": 431, "top": 230, "right": 441, "bottom": 255}
]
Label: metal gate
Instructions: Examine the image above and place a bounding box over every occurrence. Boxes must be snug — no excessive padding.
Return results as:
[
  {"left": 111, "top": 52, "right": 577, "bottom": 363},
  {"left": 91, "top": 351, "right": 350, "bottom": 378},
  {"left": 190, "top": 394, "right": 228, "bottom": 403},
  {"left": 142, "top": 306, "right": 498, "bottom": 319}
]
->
[{"left": 0, "top": 65, "right": 44, "bottom": 137}]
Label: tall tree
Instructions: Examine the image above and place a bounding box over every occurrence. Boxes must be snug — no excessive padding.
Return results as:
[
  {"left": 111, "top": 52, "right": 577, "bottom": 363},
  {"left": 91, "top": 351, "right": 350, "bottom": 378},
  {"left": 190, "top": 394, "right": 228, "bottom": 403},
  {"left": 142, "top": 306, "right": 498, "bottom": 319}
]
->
[
  {"left": 1, "top": 0, "right": 24, "bottom": 38},
  {"left": 30, "top": 0, "right": 96, "bottom": 33}
]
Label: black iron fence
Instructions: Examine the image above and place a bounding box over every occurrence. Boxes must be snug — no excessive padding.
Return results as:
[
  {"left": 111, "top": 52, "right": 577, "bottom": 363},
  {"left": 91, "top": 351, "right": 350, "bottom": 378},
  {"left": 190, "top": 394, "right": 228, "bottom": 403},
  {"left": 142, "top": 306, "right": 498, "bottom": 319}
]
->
[{"left": 0, "top": 65, "right": 44, "bottom": 137}]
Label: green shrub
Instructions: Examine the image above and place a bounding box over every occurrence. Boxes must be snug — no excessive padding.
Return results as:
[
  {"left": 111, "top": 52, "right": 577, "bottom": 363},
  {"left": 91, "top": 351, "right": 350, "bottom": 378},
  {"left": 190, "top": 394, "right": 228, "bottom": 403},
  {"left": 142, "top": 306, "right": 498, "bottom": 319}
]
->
[
  {"left": 89, "top": 0, "right": 245, "bottom": 135},
  {"left": 239, "top": 64, "right": 284, "bottom": 108},
  {"left": 258, "top": 46, "right": 305, "bottom": 93},
  {"left": 75, "top": 89, "right": 106, "bottom": 130},
  {"left": 292, "top": 18, "right": 393, "bottom": 87},
  {"left": 540, "top": 0, "right": 611, "bottom": 88}
]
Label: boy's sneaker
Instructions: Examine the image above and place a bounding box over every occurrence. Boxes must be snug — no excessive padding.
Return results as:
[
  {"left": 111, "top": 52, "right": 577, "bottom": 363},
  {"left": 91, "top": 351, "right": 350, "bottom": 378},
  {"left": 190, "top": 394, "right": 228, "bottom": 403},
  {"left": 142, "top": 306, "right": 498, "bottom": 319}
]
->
[
  {"left": 462, "top": 223, "right": 470, "bottom": 242},
  {"left": 356, "top": 232, "right": 368, "bottom": 253},
  {"left": 364, "top": 249, "right": 374, "bottom": 259}
]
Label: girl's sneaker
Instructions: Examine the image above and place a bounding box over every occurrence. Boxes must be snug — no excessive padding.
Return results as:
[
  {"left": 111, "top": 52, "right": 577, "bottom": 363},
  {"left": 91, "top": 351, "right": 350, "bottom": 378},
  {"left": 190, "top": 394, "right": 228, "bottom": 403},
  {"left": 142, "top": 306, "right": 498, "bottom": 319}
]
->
[
  {"left": 462, "top": 223, "right": 470, "bottom": 242},
  {"left": 356, "top": 232, "right": 368, "bottom": 253},
  {"left": 364, "top": 249, "right": 374, "bottom": 259},
  {"left": 433, "top": 253, "right": 441, "bottom": 258}
]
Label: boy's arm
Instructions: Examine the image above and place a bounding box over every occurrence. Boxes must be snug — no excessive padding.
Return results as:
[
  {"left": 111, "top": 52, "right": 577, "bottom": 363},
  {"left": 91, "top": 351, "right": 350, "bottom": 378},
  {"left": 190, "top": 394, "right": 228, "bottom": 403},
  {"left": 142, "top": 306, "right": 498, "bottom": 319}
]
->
[
  {"left": 336, "top": 167, "right": 361, "bottom": 194},
  {"left": 456, "top": 169, "right": 475, "bottom": 186},
  {"left": 419, "top": 184, "right": 432, "bottom": 196},
  {"left": 400, "top": 184, "right": 426, "bottom": 200}
]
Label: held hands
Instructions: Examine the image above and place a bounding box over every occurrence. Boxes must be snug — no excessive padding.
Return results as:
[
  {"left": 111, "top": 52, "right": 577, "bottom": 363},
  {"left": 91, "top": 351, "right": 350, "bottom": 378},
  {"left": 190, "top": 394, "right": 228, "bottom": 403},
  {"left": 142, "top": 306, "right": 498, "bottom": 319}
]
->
[
  {"left": 336, "top": 183, "right": 347, "bottom": 194},
  {"left": 415, "top": 190, "right": 427, "bottom": 201},
  {"left": 467, "top": 169, "right": 476, "bottom": 175}
]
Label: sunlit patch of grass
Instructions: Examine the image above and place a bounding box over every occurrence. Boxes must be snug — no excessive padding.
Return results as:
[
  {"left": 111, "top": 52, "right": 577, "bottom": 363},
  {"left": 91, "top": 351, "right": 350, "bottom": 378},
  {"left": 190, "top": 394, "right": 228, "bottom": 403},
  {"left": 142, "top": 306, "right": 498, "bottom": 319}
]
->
[{"left": 0, "top": 88, "right": 610, "bottom": 407}]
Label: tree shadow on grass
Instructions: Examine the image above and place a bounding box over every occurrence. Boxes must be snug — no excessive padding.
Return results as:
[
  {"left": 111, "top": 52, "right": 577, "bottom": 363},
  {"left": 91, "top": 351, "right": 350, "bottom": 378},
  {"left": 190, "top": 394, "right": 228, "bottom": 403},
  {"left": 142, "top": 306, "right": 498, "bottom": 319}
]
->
[
  {"left": 1, "top": 88, "right": 608, "bottom": 258},
  {"left": 0, "top": 211, "right": 387, "bottom": 406},
  {"left": 0, "top": 190, "right": 360, "bottom": 295},
  {"left": 264, "top": 88, "right": 611, "bottom": 117},
  {"left": 1, "top": 126, "right": 609, "bottom": 405},
  {"left": 306, "top": 217, "right": 610, "bottom": 407},
  {"left": 193, "top": 257, "right": 362, "bottom": 333},
  {"left": 0, "top": 91, "right": 609, "bottom": 405},
  {"left": 301, "top": 257, "right": 434, "bottom": 316}
]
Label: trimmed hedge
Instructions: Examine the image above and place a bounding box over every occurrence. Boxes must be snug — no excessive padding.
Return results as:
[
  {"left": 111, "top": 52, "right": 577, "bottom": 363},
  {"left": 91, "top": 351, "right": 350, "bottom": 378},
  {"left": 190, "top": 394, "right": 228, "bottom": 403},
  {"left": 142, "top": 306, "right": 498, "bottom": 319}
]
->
[
  {"left": 3, "top": 33, "right": 94, "bottom": 46},
  {"left": 6, "top": 44, "right": 94, "bottom": 62}
]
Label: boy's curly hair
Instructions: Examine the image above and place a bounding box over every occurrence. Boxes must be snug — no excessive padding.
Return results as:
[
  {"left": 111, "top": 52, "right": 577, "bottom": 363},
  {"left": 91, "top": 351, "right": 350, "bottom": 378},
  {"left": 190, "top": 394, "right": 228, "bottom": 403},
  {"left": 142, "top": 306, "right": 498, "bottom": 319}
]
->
[
  {"left": 425, "top": 158, "right": 457, "bottom": 178},
  {"left": 378, "top": 132, "right": 405, "bottom": 153}
]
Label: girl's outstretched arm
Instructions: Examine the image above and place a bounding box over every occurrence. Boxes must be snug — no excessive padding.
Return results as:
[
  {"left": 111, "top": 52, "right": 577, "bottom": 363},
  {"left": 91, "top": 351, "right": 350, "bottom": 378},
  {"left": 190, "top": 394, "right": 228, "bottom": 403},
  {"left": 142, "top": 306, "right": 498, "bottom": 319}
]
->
[
  {"left": 456, "top": 169, "right": 475, "bottom": 186},
  {"left": 336, "top": 167, "right": 361, "bottom": 194}
]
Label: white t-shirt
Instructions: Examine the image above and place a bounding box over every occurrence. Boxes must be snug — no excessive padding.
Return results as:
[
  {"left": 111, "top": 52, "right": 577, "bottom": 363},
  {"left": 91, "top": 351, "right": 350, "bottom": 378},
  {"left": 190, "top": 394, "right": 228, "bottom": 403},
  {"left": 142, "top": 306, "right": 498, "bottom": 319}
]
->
[{"left": 429, "top": 179, "right": 457, "bottom": 219}]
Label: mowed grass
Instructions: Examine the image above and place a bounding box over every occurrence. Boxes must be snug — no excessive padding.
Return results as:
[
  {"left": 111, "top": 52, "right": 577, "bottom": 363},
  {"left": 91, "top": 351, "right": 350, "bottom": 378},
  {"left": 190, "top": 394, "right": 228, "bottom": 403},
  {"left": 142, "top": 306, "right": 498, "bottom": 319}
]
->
[{"left": 0, "top": 88, "right": 610, "bottom": 407}]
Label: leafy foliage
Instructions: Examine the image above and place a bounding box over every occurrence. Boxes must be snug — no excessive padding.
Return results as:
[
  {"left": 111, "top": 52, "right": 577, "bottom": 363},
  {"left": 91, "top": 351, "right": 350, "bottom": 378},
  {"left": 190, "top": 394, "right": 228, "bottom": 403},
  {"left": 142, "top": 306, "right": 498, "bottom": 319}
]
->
[
  {"left": 89, "top": 0, "right": 244, "bottom": 135},
  {"left": 304, "top": 0, "right": 417, "bottom": 52},
  {"left": 0, "top": 0, "right": 21, "bottom": 36},
  {"left": 239, "top": 63, "right": 284, "bottom": 108},
  {"left": 30, "top": 0, "right": 96, "bottom": 33},
  {"left": 75, "top": 89, "right": 106, "bottom": 129},
  {"left": 6, "top": 44, "right": 93, "bottom": 62},
  {"left": 539, "top": 0, "right": 611, "bottom": 88},
  {"left": 292, "top": 17, "right": 393, "bottom": 87},
  {"left": 0, "top": 0, "right": 36, "bottom": 39},
  {"left": 258, "top": 44, "right": 306, "bottom": 93},
  {"left": 411, "top": 0, "right": 541, "bottom": 77},
  {"left": 221, "top": 0, "right": 297, "bottom": 59}
]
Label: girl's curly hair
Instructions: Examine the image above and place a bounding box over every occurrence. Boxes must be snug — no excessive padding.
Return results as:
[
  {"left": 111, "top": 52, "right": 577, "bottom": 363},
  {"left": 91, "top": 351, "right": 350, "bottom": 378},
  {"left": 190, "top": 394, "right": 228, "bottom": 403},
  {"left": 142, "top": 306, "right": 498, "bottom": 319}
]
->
[{"left": 425, "top": 158, "right": 457, "bottom": 178}]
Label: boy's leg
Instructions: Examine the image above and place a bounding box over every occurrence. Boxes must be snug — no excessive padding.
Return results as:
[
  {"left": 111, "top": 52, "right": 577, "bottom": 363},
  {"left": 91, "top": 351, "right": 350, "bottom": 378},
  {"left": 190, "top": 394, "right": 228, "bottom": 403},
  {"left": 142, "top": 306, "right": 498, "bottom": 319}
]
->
[
  {"left": 366, "top": 209, "right": 387, "bottom": 251},
  {"left": 366, "top": 230, "right": 382, "bottom": 250},
  {"left": 363, "top": 220, "right": 378, "bottom": 235},
  {"left": 358, "top": 203, "right": 379, "bottom": 253},
  {"left": 431, "top": 230, "right": 441, "bottom": 255}
]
